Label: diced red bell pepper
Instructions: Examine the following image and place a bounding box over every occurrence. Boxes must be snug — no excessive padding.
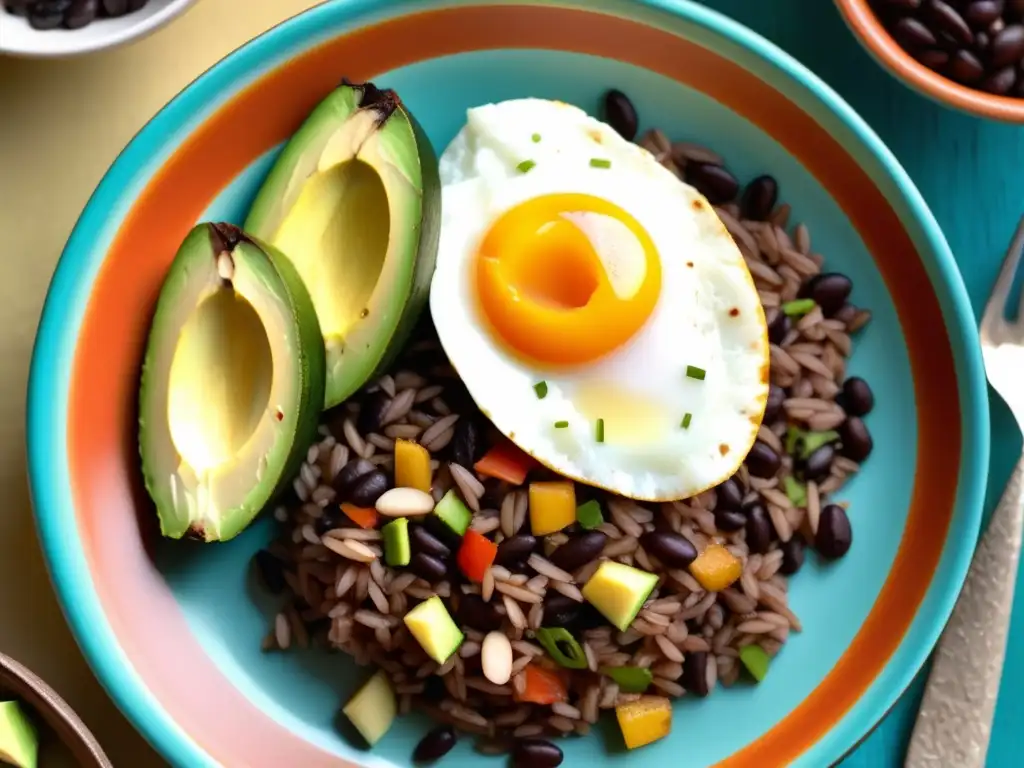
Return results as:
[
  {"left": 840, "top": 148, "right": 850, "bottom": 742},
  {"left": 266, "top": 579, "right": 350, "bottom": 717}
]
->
[
  {"left": 456, "top": 529, "right": 498, "bottom": 583},
  {"left": 474, "top": 440, "right": 537, "bottom": 485},
  {"left": 341, "top": 502, "right": 378, "bottom": 530},
  {"left": 515, "top": 664, "right": 568, "bottom": 705}
]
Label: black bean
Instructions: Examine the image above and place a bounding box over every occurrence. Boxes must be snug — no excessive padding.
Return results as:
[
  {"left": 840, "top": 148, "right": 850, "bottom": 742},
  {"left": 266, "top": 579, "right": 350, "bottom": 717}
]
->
[
  {"left": 495, "top": 534, "right": 537, "bottom": 568},
  {"left": 126, "top": 0, "right": 145, "bottom": 10},
  {"left": 839, "top": 416, "right": 874, "bottom": 462},
  {"left": 816, "top": 505, "right": 853, "bottom": 559},
  {"left": 64, "top": 0, "right": 98, "bottom": 27},
  {"left": 550, "top": 531, "right": 607, "bottom": 572},
  {"left": 779, "top": 538, "right": 805, "bottom": 575},
  {"left": 450, "top": 416, "right": 484, "bottom": 469},
  {"left": 253, "top": 550, "right": 286, "bottom": 593},
  {"left": 803, "top": 444, "right": 835, "bottom": 482},
  {"left": 764, "top": 383, "right": 786, "bottom": 424},
  {"left": 975, "top": 30, "right": 992, "bottom": 52},
  {"left": 603, "top": 89, "right": 639, "bottom": 141},
  {"left": 948, "top": 49, "right": 986, "bottom": 82},
  {"left": 800, "top": 273, "right": 852, "bottom": 317},
  {"left": 715, "top": 477, "right": 743, "bottom": 511},
  {"left": 409, "top": 553, "right": 448, "bottom": 582},
  {"left": 513, "top": 739, "right": 563, "bottom": 768},
  {"left": 685, "top": 162, "right": 740, "bottom": 205},
  {"left": 991, "top": 24, "right": 1024, "bottom": 66},
  {"left": 102, "top": 0, "right": 127, "bottom": 15},
  {"left": 542, "top": 594, "right": 582, "bottom": 627},
  {"left": 982, "top": 64, "right": 1019, "bottom": 91},
  {"left": 5, "top": 0, "right": 30, "bottom": 16},
  {"left": 640, "top": 531, "right": 698, "bottom": 568},
  {"left": 745, "top": 440, "right": 781, "bottom": 478},
  {"left": 767, "top": 309, "right": 791, "bottom": 346},
  {"left": 745, "top": 503, "right": 774, "bottom": 554},
  {"left": 456, "top": 594, "right": 503, "bottom": 632},
  {"left": 740, "top": 175, "right": 778, "bottom": 221},
  {"left": 357, "top": 390, "right": 391, "bottom": 434},
  {"left": 839, "top": 376, "right": 874, "bottom": 416},
  {"left": 683, "top": 651, "right": 710, "bottom": 697},
  {"left": 315, "top": 506, "right": 345, "bottom": 535},
  {"left": 893, "top": 17, "right": 939, "bottom": 48},
  {"left": 413, "top": 725, "right": 457, "bottom": 763},
  {"left": 1011, "top": 0, "right": 1024, "bottom": 19},
  {"left": 925, "top": 1, "right": 974, "bottom": 45},
  {"left": 965, "top": 1, "right": 1003, "bottom": 28},
  {"left": 411, "top": 525, "right": 451, "bottom": 559},
  {"left": 913, "top": 47, "right": 951, "bottom": 69},
  {"left": 422, "top": 674, "right": 447, "bottom": 702},
  {"left": 27, "top": 0, "right": 66, "bottom": 28},
  {"left": 349, "top": 469, "right": 390, "bottom": 507},
  {"left": 714, "top": 507, "right": 747, "bottom": 533},
  {"left": 335, "top": 458, "right": 376, "bottom": 493}
]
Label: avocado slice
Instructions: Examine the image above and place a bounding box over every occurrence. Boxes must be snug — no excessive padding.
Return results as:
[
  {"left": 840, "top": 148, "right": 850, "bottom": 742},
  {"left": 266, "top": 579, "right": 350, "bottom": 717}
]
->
[
  {"left": 403, "top": 595, "right": 464, "bottom": 664},
  {"left": 581, "top": 561, "right": 659, "bottom": 632},
  {"left": 342, "top": 670, "right": 396, "bottom": 746},
  {"left": 0, "top": 702, "right": 37, "bottom": 768},
  {"left": 139, "top": 223, "right": 326, "bottom": 541},
  {"left": 244, "top": 79, "right": 441, "bottom": 408}
]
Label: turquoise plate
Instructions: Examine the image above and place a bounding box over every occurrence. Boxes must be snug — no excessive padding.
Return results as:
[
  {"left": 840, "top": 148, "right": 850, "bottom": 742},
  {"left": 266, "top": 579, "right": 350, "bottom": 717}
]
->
[{"left": 26, "top": 1, "right": 988, "bottom": 766}]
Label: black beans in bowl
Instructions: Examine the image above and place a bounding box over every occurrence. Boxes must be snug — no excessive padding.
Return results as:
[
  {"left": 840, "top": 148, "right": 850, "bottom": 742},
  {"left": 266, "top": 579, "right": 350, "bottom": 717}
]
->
[{"left": 4, "top": 0, "right": 151, "bottom": 30}]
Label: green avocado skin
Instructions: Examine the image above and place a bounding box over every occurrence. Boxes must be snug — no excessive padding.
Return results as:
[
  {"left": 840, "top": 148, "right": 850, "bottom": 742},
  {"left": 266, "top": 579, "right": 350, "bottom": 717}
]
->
[
  {"left": 243, "top": 80, "right": 441, "bottom": 409},
  {"left": 138, "top": 222, "right": 325, "bottom": 543}
]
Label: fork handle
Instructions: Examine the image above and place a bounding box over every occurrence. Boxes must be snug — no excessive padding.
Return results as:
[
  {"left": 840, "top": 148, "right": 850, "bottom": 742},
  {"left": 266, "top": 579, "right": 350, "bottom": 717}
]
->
[{"left": 905, "top": 457, "right": 1024, "bottom": 768}]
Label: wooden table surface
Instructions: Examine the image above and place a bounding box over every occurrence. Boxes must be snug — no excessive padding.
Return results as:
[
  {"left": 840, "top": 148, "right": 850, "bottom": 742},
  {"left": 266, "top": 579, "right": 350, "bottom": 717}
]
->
[{"left": 1, "top": 0, "right": 1021, "bottom": 765}]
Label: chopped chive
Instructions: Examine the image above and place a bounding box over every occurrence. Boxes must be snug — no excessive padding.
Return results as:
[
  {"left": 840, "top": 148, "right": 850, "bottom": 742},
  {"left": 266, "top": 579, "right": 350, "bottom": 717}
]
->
[
  {"left": 595, "top": 418, "right": 605, "bottom": 443},
  {"left": 554, "top": 420, "right": 569, "bottom": 429},
  {"left": 589, "top": 158, "right": 612, "bottom": 169},
  {"left": 681, "top": 413, "right": 693, "bottom": 429},
  {"left": 782, "top": 298, "right": 816, "bottom": 317},
  {"left": 533, "top": 381, "right": 548, "bottom": 399},
  {"left": 685, "top": 365, "right": 706, "bottom": 381},
  {"left": 532, "top": 133, "right": 541, "bottom": 143},
  {"left": 517, "top": 159, "right": 536, "bottom": 173}
]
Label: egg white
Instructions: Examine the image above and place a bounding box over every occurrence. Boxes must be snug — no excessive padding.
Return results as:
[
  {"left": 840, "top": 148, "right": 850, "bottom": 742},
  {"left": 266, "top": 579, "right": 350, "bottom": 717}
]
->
[{"left": 430, "top": 99, "right": 769, "bottom": 501}]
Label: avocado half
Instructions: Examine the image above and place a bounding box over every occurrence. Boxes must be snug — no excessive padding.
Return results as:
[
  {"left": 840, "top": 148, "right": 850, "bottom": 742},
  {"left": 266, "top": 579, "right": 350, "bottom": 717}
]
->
[
  {"left": 244, "top": 80, "right": 441, "bottom": 409},
  {"left": 138, "top": 223, "right": 326, "bottom": 542}
]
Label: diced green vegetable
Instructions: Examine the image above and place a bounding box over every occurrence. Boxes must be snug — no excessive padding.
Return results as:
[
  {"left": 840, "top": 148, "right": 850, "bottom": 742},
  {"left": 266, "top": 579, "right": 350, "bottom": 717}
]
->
[
  {"left": 784, "top": 427, "right": 839, "bottom": 460},
  {"left": 554, "top": 420, "right": 569, "bottom": 429},
  {"left": 784, "top": 426, "right": 803, "bottom": 455},
  {"left": 739, "top": 644, "right": 771, "bottom": 682},
  {"left": 685, "top": 365, "right": 706, "bottom": 380},
  {"left": 342, "top": 670, "right": 396, "bottom": 746},
  {"left": 595, "top": 418, "right": 605, "bottom": 443},
  {"left": 532, "top": 133, "right": 541, "bottom": 143},
  {"left": 404, "top": 595, "right": 464, "bottom": 664},
  {"left": 382, "top": 518, "right": 411, "bottom": 567},
  {"left": 581, "top": 561, "right": 659, "bottom": 631},
  {"left": 590, "top": 158, "right": 612, "bottom": 169},
  {"left": 535, "top": 628, "right": 588, "bottom": 669},
  {"left": 533, "top": 381, "right": 548, "bottom": 399},
  {"left": 434, "top": 488, "right": 472, "bottom": 536},
  {"left": 600, "top": 666, "right": 653, "bottom": 693},
  {"left": 681, "top": 413, "right": 692, "bottom": 429},
  {"left": 781, "top": 298, "right": 816, "bottom": 317},
  {"left": 517, "top": 159, "right": 536, "bottom": 173},
  {"left": 576, "top": 499, "right": 604, "bottom": 530},
  {"left": 783, "top": 476, "right": 807, "bottom": 507}
]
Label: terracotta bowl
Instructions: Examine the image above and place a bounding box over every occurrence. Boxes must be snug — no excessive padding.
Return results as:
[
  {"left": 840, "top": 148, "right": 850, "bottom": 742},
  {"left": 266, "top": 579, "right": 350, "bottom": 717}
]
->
[
  {"left": 835, "top": 0, "right": 1024, "bottom": 121},
  {"left": 0, "top": 653, "right": 112, "bottom": 767}
]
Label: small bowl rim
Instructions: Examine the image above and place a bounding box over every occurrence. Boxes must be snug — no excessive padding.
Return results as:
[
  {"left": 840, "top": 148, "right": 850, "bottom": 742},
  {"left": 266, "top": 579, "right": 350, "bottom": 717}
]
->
[
  {"left": 834, "top": 0, "right": 1024, "bottom": 122},
  {"left": 0, "top": 0, "right": 198, "bottom": 59},
  {"left": 0, "top": 652, "right": 113, "bottom": 768}
]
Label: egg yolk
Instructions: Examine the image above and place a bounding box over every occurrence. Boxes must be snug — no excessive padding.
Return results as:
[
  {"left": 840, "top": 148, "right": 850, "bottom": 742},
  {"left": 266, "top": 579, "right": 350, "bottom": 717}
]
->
[{"left": 475, "top": 193, "right": 661, "bottom": 365}]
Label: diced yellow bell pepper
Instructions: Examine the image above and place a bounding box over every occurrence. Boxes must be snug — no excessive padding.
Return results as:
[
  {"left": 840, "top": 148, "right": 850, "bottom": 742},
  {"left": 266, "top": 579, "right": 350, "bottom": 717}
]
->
[
  {"left": 689, "top": 543, "right": 742, "bottom": 592},
  {"left": 529, "top": 481, "right": 576, "bottom": 536},
  {"left": 395, "top": 439, "right": 431, "bottom": 493},
  {"left": 615, "top": 695, "right": 672, "bottom": 749}
]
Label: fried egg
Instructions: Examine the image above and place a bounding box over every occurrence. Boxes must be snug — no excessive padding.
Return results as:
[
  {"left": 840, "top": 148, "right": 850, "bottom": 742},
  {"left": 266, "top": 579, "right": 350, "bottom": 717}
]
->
[{"left": 430, "top": 98, "right": 769, "bottom": 501}]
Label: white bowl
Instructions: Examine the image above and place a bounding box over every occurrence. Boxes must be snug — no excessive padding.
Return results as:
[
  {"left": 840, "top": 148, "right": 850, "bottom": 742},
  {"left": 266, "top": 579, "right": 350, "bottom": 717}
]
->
[{"left": 0, "top": 0, "right": 196, "bottom": 58}]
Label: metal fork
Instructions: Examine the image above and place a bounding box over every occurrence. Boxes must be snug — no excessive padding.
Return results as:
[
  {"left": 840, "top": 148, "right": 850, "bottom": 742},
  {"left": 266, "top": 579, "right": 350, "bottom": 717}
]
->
[{"left": 906, "top": 215, "right": 1024, "bottom": 768}]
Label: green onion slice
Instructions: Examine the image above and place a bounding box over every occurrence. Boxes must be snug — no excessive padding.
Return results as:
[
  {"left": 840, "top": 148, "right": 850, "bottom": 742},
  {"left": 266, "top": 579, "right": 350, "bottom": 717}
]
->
[
  {"left": 599, "top": 666, "right": 653, "bottom": 693},
  {"left": 681, "top": 413, "right": 693, "bottom": 429},
  {"left": 783, "top": 476, "right": 807, "bottom": 507},
  {"left": 786, "top": 427, "right": 839, "bottom": 460},
  {"left": 554, "top": 420, "right": 569, "bottom": 429},
  {"left": 517, "top": 159, "right": 536, "bottom": 173},
  {"left": 589, "top": 158, "right": 611, "bottom": 169},
  {"left": 536, "top": 628, "right": 588, "bottom": 669},
  {"left": 781, "top": 298, "right": 816, "bottom": 317},
  {"left": 533, "top": 381, "right": 548, "bottom": 399},
  {"left": 532, "top": 133, "right": 541, "bottom": 143},
  {"left": 686, "top": 365, "right": 706, "bottom": 381},
  {"left": 595, "top": 418, "right": 605, "bottom": 443}
]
